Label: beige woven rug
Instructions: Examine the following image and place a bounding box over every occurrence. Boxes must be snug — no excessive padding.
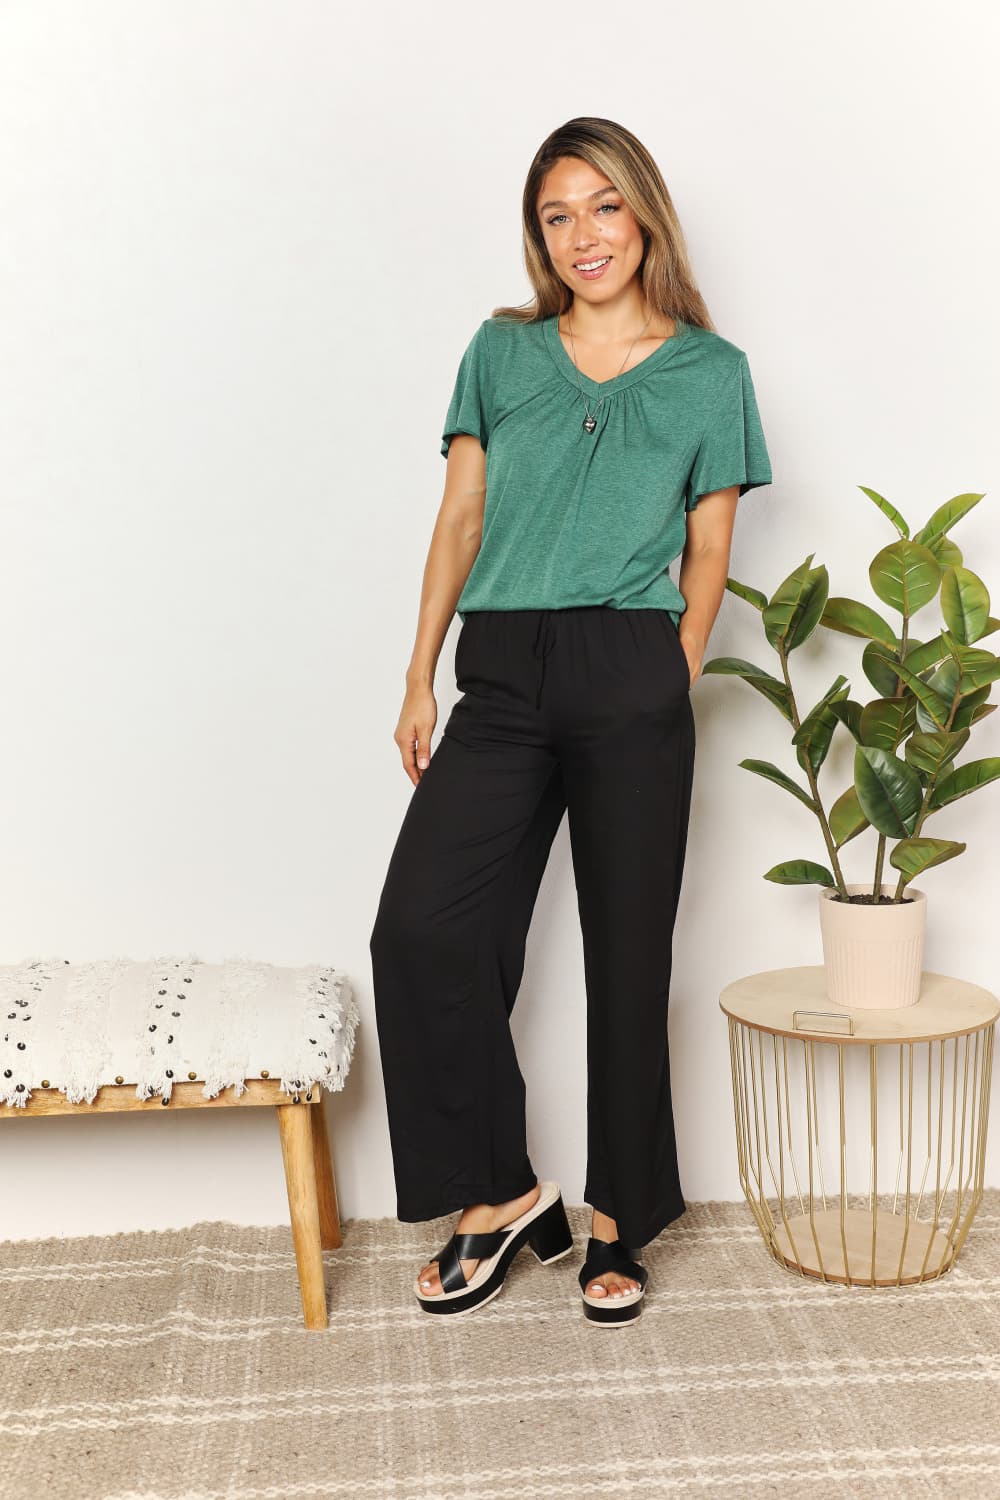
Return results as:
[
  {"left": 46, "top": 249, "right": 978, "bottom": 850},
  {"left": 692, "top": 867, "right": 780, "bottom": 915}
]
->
[{"left": 3, "top": 1194, "right": 1000, "bottom": 1499}]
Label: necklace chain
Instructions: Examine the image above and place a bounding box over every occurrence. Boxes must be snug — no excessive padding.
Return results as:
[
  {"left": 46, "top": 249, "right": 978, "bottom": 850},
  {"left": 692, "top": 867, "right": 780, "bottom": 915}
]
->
[{"left": 561, "top": 308, "right": 654, "bottom": 434}]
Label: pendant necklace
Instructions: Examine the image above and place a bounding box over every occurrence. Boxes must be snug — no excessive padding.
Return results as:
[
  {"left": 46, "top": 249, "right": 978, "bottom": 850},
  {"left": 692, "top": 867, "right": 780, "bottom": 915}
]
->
[{"left": 562, "top": 308, "right": 654, "bottom": 433}]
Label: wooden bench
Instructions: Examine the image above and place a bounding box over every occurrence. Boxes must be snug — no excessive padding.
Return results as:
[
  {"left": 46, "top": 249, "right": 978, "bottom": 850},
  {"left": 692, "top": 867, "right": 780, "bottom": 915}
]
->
[{"left": 0, "top": 955, "right": 358, "bottom": 1330}]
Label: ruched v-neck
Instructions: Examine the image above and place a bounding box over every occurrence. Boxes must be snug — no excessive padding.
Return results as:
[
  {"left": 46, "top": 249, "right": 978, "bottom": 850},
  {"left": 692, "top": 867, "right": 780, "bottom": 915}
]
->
[{"left": 543, "top": 314, "right": 687, "bottom": 396}]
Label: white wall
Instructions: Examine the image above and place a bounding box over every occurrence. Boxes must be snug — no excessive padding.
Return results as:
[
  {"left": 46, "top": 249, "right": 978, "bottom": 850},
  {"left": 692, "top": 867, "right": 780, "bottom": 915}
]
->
[{"left": 2, "top": 1, "right": 998, "bottom": 1239}]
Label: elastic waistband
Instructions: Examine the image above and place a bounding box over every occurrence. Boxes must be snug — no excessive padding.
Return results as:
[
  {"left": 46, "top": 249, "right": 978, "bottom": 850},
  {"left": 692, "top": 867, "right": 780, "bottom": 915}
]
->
[
  {"left": 469, "top": 605, "right": 611, "bottom": 621},
  {"left": 465, "top": 605, "right": 676, "bottom": 621},
  {"left": 459, "top": 606, "right": 680, "bottom": 713},
  {"left": 464, "top": 603, "right": 677, "bottom": 615}
]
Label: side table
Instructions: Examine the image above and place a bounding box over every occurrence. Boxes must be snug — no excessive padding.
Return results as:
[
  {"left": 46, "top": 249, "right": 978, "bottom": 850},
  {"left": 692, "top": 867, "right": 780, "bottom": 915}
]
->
[{"left": 719, "top": 966, "right": 998, "bottom": 1287}]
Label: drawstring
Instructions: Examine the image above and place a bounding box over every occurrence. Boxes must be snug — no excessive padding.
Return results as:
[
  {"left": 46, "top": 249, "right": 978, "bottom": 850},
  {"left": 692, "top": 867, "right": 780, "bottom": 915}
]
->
[{"left": 532, "top": 610, "right": 556, "bottom": 709}]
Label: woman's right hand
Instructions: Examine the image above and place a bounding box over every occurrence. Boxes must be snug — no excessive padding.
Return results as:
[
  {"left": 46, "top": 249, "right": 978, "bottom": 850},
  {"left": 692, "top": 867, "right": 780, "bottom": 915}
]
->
[{"left": 395, "top": 683, "right": 438, "bottom": 786}]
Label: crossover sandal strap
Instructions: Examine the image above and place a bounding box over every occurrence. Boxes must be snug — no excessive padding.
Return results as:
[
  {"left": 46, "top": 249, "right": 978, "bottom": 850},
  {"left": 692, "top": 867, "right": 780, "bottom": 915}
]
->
[
  {"left": 437, "top": 1228, "right": 509, "bottom": 1293},
  {"left": 578, "top": 1236, "right": 649, "bottom": 1294}
]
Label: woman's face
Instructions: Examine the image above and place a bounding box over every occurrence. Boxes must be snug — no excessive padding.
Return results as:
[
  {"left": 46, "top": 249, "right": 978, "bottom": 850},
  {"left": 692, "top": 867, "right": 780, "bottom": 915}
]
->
[{"left": 536, "top": 156, "right": 645, "bottom": 303}]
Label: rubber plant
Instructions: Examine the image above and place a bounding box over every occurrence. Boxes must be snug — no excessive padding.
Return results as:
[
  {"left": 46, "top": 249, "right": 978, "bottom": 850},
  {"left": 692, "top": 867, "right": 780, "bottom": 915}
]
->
[{"left": 704, "top": 488, "right": 1000, "bottom": 903}]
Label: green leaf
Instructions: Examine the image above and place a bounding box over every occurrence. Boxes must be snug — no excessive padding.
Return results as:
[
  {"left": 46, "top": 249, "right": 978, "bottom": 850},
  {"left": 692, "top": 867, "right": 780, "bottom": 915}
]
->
[
  {"left": 739, "top": 758, "right": 818, "bottom": 811},
  {"left": 941, "top": 566, "right": 991, "bottom": 645},
  {"left": 764, "top": 860, "right": 836, "bottom": 886},
  {"left": 926, "top": 533, "right": 964, "bottom": 569},
  {"left": 801, "top": 676, "right": 850, "bottom": 720},
  {"left": 869, "top": 539, "right": 942, "bottom": 616},
  {"left": 905, "top": 729, "right": 971, "bottom": 777},
  {"left": 859, "top": 696, "right": 917, "bottom": 749},
  {"left": 950, "top": 690, "right": 995, "bottom": 731},
  {"left": 935, "top": 648, "right": 1000, "bottom": 699},
  {"left": 929, "top": 758, "right": 1000, "bottom": 811},
  {"left": 889, "top": 838, "right": 966, "bottom": 881},
  {"left": 941, "top": 632, "right": 993, "bottom": 668},
  {"left": 792, "top": 679, "right": 851, "bottom": 776},
  {"left": 854, "top": 745, "right": 924, "bottom": 837},
  {"left": 701, "top": 657, "right": 795, "bottom": 721},
  {"left": 958, "top": 657, "right": 1000, "bottom": 694},
  {"left": 829, "top": 784, "right": 870, "bottom": 847},
  {"left": 913, "top": 492, "right": 985, "bottom": 548},
  {"left": 762, "top": 555, "right": 830, "bottom": 653},
  {"left": 927, "top": 649, "right": 966, "bottom": 689},
  {"left": 822, "top": 699, "right": 861, "bottom": 742},
  {"left": 820, "top": 596, "right": 899, "bottom": 646},
  {"left": 863, "top": 640, "right": 907, "bottom": 697},
  {"left": 858, "top": 485, "right": 909, "bottom": 538},
  {"left": 891, "top": 658, "right": 953, "bottom": 731},
  {"left": 902, "top": 633, "right": 948, "bottom": 675},
  {"left": 726, "top": 578, "right": 769, "bottom": 611}
]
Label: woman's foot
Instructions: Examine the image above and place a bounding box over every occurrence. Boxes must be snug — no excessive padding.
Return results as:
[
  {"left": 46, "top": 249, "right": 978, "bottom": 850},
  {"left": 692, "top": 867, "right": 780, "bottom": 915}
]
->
[
  {"left": 585, "top": 1208, "right": 643, "bottom": 1299},
  {"left": 416, "top": 1183, "right": 542, "bottom": 1296}
]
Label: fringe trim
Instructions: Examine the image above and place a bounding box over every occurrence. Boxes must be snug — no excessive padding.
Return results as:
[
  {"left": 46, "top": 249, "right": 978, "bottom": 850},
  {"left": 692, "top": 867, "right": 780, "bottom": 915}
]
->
[
  {"left": 1, "top": 956, "right": 74, "bottom": 1108},
  {"left": 275, "top": 960, "right": 360, "bottom": 1102},
  {"left": 135, "top": 952, "right": 208, "bottom": 1105},
  {"left": 56, "top": 957, "right": 133, "bottom": 1104},
  {"left": 0, "top": 956, "right": 358, "bottom": 1108},
  {"left": 196, "top": 955, "right": 266, "bottom": 1104}
]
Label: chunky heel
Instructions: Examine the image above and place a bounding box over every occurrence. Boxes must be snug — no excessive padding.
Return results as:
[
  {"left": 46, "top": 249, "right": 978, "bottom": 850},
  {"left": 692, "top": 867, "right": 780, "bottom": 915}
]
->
[{"left": 526, "top": 1192, "right": 574, "bottom": 1264}]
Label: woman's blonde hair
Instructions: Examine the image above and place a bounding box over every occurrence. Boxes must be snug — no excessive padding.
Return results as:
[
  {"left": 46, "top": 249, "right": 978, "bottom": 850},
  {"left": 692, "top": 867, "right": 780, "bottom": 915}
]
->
[{"left": 492, "top": 116, "right": 715, "bottom": 331}]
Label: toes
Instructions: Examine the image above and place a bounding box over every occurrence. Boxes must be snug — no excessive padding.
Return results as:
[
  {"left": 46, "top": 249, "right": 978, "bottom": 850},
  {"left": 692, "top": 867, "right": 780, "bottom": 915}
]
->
[
  {"left": 418, "top": 1262, "right": 442, "bottom": 1295},
  {"left": 418, "top": 1257, "right": 481, "bottom": 1297},
  {"left": 589, "top": 1276, "right": 638, "bottom": 1298}
]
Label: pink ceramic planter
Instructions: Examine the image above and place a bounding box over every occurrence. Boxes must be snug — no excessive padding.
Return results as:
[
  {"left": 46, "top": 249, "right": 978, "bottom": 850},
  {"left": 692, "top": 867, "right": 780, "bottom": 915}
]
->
[{"left": 819, "top": 884, "right": 928, "bottom": 1009}]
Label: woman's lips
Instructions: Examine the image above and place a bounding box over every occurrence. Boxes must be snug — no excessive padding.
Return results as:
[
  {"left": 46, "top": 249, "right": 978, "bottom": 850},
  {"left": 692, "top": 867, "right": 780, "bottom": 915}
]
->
[{"left": 573, "top": 256, "right": 612, "bottom": 280}]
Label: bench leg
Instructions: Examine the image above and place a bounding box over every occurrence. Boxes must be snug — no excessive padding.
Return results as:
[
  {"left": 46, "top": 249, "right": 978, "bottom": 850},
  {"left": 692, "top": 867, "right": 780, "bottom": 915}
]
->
[
  {"left": 310, "top": 1097, "right": 343, "bottom": 1249},
  {"left": 276, "top": 1101, "right": 328, "bottom": 1330}
]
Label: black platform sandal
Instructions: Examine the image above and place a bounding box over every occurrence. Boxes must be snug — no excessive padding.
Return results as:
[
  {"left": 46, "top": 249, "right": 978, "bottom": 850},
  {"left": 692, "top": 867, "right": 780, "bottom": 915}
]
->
[
  {"left": 414, "top": 1179, "right": 574, "bottom": 1317},
  {"left": 578, "top": 1236, "right": 648, "bottom": 1327}
]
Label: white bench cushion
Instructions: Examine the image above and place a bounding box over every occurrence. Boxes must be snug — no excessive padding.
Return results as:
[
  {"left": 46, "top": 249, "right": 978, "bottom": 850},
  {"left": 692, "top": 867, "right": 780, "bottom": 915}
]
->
[{"left": 0, "top": 955, "right": 358, "bottom": 1108}]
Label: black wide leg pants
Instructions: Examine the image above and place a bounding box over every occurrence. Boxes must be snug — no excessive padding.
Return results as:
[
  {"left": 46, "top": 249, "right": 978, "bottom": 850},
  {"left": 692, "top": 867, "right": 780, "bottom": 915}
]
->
[{"left": 368, "top": 605, "right": 696, "bottom": 1249}]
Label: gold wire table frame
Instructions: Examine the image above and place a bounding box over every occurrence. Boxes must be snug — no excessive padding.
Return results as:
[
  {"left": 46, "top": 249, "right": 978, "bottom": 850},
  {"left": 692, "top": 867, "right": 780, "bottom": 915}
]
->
[{"left": 719, "top": 967, "right": 999, "bottom": 1287}]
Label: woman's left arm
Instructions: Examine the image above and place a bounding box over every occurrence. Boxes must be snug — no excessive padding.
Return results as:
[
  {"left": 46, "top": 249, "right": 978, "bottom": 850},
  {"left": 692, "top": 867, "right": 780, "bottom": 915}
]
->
[{"left": 675, "top": 486, "right": 740, "bottom": 687}]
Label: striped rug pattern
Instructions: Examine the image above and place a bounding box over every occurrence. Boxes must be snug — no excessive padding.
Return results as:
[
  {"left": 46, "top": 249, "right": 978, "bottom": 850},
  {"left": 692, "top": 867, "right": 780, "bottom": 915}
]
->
[{"left": 3, "top": 1192, "right": 1000, "bottom": 1498}]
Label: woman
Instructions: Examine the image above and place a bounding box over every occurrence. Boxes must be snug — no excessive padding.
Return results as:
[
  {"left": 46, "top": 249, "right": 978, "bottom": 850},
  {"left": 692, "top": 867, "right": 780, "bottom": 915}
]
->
[{"left": 369, "top": 117, "right": 772, "bottom": 1327}]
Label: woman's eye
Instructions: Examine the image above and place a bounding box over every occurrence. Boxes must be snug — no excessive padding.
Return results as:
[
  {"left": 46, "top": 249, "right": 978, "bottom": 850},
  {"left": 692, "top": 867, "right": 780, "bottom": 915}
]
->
[{"left": 546, "top": 203, "right": 620, "bottom": 227}]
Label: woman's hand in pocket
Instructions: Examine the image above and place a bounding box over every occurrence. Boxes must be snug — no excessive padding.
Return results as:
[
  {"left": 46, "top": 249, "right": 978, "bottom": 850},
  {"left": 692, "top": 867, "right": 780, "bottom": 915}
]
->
[
  {"left": 679, "top": 633, "right": 703, "bottom": 689},
  {"left": 395, "top": 684, "right": 438, "bottom": 786}
]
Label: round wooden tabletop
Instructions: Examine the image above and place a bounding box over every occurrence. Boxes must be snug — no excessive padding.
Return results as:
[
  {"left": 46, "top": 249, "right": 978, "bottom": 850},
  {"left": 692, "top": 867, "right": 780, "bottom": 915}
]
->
[{"left": 719, "top": 965, "right": 1000, "bottom": 1043}]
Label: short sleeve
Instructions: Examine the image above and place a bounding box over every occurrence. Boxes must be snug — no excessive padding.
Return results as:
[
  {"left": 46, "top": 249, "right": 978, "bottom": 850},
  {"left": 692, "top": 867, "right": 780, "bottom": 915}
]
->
[
  {"left": 440, "top": 321, "right": 494, "bottom": 457},
  {"left": 684, "top": 352, "right": 772, "bottom": 510}
]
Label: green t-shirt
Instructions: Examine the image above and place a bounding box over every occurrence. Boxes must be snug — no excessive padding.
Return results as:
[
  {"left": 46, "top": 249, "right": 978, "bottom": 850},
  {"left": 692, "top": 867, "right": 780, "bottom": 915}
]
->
[{"left": 440, "top": 313, "right": 772, "bottom": 625}]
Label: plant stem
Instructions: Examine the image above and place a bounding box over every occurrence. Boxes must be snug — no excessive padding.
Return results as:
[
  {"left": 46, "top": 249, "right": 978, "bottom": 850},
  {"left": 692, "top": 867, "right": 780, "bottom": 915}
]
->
[
  {"left": 872, "top": 837, "right": 886, "bottom": 898},
  {"left": 876, "top": 614, "right": 913, "bottom": 901},
  {"left": 891, "top": 678, "right": 961, "bottom": 900},
  {"left": 778, "top": 645, "right": 849, "bottom": 898}
]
